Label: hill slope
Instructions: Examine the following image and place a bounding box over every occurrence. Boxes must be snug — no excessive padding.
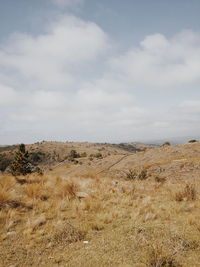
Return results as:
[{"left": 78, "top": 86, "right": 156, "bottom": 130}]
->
[{"left": 0, "top": 142, "right": 200, "bottom": 266}]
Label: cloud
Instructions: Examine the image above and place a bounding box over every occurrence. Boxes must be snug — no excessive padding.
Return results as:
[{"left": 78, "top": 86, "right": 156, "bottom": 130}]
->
[
  {"left": 110, "top": 30, "right": 200, "bottom": 87},
  {"left": 0, "top": 14, "right": 200, "bottom": 143},
  {"left": 0, "top": 16, "right": 109, "bottom": 91},
  {"left": 0, "top": 85, "right": 18, "bottom": 106},
  {"left": 52, "top": 0, "right": 84, "bottom": 7}
]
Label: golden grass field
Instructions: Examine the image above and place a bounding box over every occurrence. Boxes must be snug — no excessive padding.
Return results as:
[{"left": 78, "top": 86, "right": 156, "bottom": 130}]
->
[{"left": 1, "top": 142, "right": 200, "bottom": 266}]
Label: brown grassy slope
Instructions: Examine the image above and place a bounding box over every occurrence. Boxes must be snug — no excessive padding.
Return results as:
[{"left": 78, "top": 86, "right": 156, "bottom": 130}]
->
[
  {"left": 26, "top": 141, "right": 129, "bottom": 158},
  {"left": 50, "top": 142, "right": 200, "bottom": 179},
  {"left": 0, "top": 141, "right": 130, "bottom": 172},
  {"left": 0, "top": 142, "right": 200, "bottom": 266}
]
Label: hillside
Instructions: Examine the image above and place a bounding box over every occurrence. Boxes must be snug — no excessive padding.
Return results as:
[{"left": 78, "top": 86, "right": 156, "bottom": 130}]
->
[{"left": 0, "top": 142, "right": 200, "bottom": 266}]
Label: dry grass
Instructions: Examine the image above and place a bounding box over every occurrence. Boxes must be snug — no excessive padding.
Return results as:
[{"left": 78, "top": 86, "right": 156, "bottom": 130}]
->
[
  {"left": 55, "top": 180, "right": 79, "bottom": 200},
  {"left": 52, "top": 223, "right": 85, "bottom": 245},
  {"left": 1, "top": 142, "right": 200, "bottom": 266},
  {"left": 147, "top": 246, "right": 181, "bottom": 267},
  {"left": 174, "top": 184, "right": 197, "bottom": 201}
]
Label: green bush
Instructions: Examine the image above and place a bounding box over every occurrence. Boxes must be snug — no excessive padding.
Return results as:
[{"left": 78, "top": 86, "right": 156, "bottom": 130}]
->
[
  {"left": 10, "top": 144, "right": 32, "bottom": 176},
  {"left": 9, "top": 144, "right": 43, "bottom": 176},
  {"left": 66, "top": 150, "right": 81, "bottom": 162},
  {"left": 28, "top": 151, "right": 46, "bottom": 163}
]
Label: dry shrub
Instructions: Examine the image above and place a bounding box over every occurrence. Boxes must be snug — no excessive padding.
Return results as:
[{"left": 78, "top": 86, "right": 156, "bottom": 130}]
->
[
  {"left": 148, "top": 245, "right": 181, "bottom": 267},
  {"left": 155, "top": 177, "right": 166, "bottom": 183},
  {"left": 171, "top": 235, "right": 199, "bottom": 251},
  {"left": 0, "top": 210, "right": 7, "bottom": 225},
  {"left": 24, "top": 183, "right": 45, "bottom": 199},
  {"left": 125, "top": 168, "right": 148, "bottom": 180},
  {"left": 0, "top": 190, "right": 11, "bottom": 208},
  {"left": 56, "top": 181, "right": 79, "bottom": 200},
  {"left": 175, "top": 184, "right": 197, "bottom": 202},
  {"left": 88, "top": 221, "right": 104, "bottom": 231},
  {"left": 26, "top": 174, "right": 47, "bottom": 185},
  {"left": 52, "top": 223, "right": 85, "bottom": 245},
  {"left": 0, "top": 177, "right": 31, "bottom": 210},
  {"left": 82, "top": 198, "right": 101, "bottom": 212},
  {"left": 25, "top": 214, "right": 46, "bottom": 234},
  {"left": 138, "top": 168, "right": 148, "bottom": 180},
  {"left": 125, "top": 169, "right": 137, "bottom": 179},
  {"left": 0, "top": 176, "right": 15, "bottom": 193},
  {"left": 0, "top": 176, "right": 18, "bottom": 209}
]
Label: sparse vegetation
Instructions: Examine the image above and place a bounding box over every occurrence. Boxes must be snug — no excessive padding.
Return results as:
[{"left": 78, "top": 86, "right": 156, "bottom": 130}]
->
[
  {"left": 80, "top": 152, "right": 87, "bottom": 157},
  {"left": 89, "top": 152, "right": 103, "bottom": 160},
  {"left": 66, "top": 149, "right": 81, "bottom": 161},
  {"left": 188, "top": 139, "right": 198, "bottom": 143},
  {"left": 0, "top": 154, "right": 11, "bottom": 172},
  {"left": 162, "top": 141, "right": 171, "bottom": 146},
  {"left": 175, "top": 184, "right": 197, "bottom": 201},
  {"left": 28, "top": 151, "right": 46, "bottom": 163},
  {"left": 10, "top": 144, "right": 32, "bottom": 176},
  {"left": 148, "top": 245, "right": 180, "bottom": 267},
  {"left": 138, "top": 168, "right": 148, "bottom": 180},
  {"left": 125, "top": 168, "right": 148, "bottom": 180},
  {"left": 125, "top": 169, "right": 137, "bottom": 179},
  {"left": 0, "top": 141, "right": 200, "bottom": 266},
  {"left": 10, "top": 144, "right": 42, "bottom": 176}
]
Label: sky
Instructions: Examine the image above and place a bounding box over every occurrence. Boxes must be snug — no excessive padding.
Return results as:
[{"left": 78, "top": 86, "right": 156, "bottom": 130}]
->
[{"left": 0, "top": 0, "right": 200, "bottom": 144}]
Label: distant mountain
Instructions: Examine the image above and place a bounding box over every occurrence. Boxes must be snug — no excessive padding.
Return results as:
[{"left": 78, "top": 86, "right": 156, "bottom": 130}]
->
[{"left": 116, "top": 142, "right": 157, "bottom": 152}]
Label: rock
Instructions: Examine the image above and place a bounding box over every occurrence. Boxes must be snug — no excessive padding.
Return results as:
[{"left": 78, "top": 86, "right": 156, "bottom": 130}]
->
[{"left": 7, "top": 231, "right": 16, "bottom": 236}]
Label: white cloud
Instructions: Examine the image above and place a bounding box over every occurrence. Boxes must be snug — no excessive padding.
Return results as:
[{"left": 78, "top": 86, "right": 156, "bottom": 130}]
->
[
  {"left": 52, "top": 0, "right": 84, "bottom": 7},
  {"left": 110, "top": 30, "right": 200, "bottom": 87},
  {"left": 0, "top": 16, "right": 109, "bottom": 90},
  {"left": 0, "top": 84, "right": 18, "bottom": 105},
  {"left": 178, "top": 100, "right": 200, "bottom": 112},
  {"left": 0, "top": 14, "right": 200, "bottom": 143}
]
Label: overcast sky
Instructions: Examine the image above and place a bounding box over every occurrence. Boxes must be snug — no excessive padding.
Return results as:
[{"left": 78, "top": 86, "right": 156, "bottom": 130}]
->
[{"left": 0, "top": 0, "right": 200, "bottom": 144}]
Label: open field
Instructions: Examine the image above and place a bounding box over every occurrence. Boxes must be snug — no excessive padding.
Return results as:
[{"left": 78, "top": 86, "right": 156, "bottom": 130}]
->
[{"left": 0, "top": 142, "right": 200, "bottom": 266}]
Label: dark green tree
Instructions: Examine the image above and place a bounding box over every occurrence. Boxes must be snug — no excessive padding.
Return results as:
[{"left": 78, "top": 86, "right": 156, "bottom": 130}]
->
[{"left": 10, "top": 144, "right": 32, "bottom": 176}]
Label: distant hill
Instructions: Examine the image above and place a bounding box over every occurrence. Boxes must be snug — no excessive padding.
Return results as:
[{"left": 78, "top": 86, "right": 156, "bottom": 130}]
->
[{"left": 0, "top": 145, "right": 18, "bottom": 153}]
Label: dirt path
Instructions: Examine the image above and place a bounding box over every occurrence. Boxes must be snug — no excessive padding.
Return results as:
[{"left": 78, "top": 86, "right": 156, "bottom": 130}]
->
[{"left": 97, "top": 154, "right": 132, "bottom": 174}]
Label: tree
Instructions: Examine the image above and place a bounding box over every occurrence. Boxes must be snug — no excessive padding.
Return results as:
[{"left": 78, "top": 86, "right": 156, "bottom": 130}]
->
[
  {"left": 188, "top": 139, "right": 198, "bottom": 143},
  {"left": 10, "top": 144, "right": 32, "bottom": 176}
]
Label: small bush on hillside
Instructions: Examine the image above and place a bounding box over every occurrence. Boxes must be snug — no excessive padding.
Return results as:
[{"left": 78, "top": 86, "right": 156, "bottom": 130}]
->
[
  {"left": 148, "top": 245, "right": 181, "bottom": 267},
  {"left": 28, "top": 151, "right": 46, "bottom": 163},
  {"left": 10, "top": 144, "right": 42, "bottom": 176},
  {"left": 89, "top": 153, "right": 103, "bottom": 160},
  {"left": 138, "top": 168, "right": 148, "bottom": 180},
  {"left": 155, "top": 176, "right": 166, "bottom": 183},
  {"left": 52, "top": 224, "right": 85, "bottom": 245},
  {"left": 125, "top": 168, "right": 148, "bottom": 180},
  {"left": 162, "top": 142, "right": 171, "bottom": 146},
  {"left": 10, "top": 144, "right": 32, "bottom": 176},
  {"left": 175, "top": 184, "right": 197, "bottom": 201},
  {"left": 66, "top": 150, "right": 81, "bottom": 161},
  {"left": 125, "top": 169, "right": 137, "bottom": 179},
  {"left": 188, "top": 139, "right": 198, "bottom": 143}
]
